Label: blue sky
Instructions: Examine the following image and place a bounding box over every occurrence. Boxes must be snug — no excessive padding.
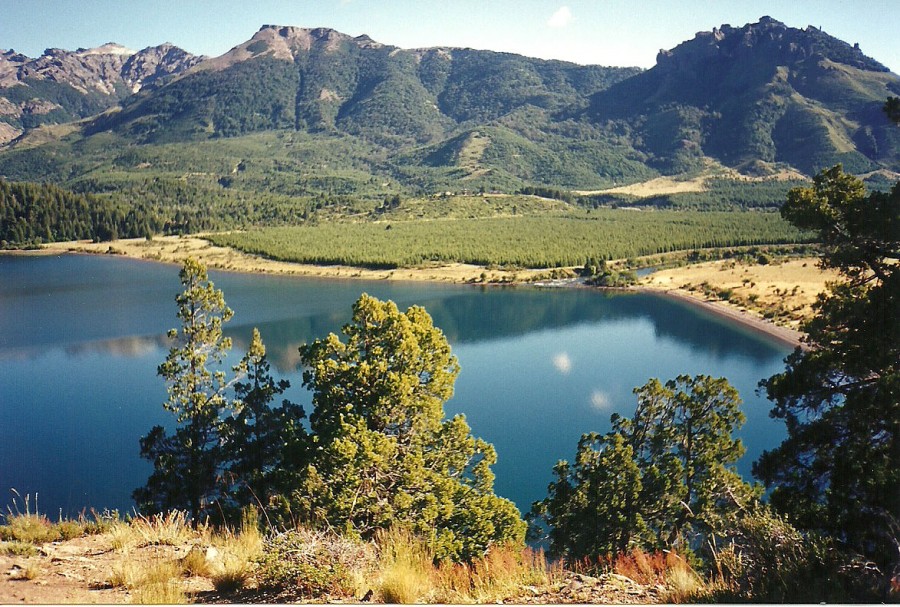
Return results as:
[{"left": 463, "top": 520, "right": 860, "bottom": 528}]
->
[{"left": 2, "top": 0, "right": 898, "bottom": 73}]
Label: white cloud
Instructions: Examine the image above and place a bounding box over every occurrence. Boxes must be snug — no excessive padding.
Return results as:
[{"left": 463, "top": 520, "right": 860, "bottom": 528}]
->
[
  {"left": 590, "top": 390, "right": 611, "bottom": 410},
  {"left": 552, "top": 352, "right": 572, "bottom": 374},
  {"left": 548, "top": 6, "right": 573, "bottom": 29}
]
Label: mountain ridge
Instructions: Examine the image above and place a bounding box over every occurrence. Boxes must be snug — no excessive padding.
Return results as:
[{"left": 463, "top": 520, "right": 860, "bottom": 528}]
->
[
  {"left": 0, "top": 17, "right": 897, "bottom": 200},
  {"left": 0, "top": 42, "right": 204, "bottom": 143}
]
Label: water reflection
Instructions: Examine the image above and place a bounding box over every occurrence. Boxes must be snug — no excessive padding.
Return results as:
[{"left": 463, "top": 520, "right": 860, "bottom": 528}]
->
[{"left": 0, "top": 255, "right": 791, "bottom": 517}]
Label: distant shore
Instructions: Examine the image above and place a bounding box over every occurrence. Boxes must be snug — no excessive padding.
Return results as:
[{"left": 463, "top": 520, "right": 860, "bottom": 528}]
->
[
  {"left": 5, "top": 236, "right": 810, "bottom": 348},
  {"left": 33, "top": 236, "right": 551, "bottom": 283},
  {"left": 639, "top": 287, "right": 804, "bottom": 349}
]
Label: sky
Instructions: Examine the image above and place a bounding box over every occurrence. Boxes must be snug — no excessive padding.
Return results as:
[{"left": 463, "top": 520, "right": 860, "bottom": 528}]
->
[{"left": 1, "top": 0, "right": 898, "bottom": 74}]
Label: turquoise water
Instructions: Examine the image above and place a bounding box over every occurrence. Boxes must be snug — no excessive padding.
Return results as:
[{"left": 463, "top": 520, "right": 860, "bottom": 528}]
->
[{"left": 0, "top": 254, "right": 790, "bottom": 517}]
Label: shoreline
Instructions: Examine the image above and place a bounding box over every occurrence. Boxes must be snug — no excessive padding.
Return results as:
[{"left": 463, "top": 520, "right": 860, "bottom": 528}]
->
[
  {"left": 637, "top": 286, "right": 805, "bottom": 349},
  {"left": 30, "top": 236, "right": 552, "bottom": 284},
  {"left": 4, "top": 236, "right": 806, "bottom": 348}
]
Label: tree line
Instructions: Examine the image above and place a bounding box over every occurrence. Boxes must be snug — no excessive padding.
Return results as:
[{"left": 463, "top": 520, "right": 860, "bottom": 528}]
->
[
  {"left": 0, "top": 179, "right": 158, "bottom": 247},
  {"left": 136, "top": 163, "right": 897, "bottom": 600}
]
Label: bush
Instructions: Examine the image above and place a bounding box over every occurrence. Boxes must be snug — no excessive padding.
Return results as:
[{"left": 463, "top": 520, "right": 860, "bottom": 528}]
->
[
  {"left": 710, "top": 505, "right": 849, "bottom": 602},
  {"left": 0, "top": 514, "right": 59, "bottom": 544},
  {"left": 256, "top": 529, "right": 375, "bottom": 598}
]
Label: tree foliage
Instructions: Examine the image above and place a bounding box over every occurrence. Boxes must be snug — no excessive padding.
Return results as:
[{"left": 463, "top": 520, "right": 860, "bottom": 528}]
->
[
  {"left": 532, "top": 375, "right": 755, "bottom": 564},
  {"left": 208, "top": 211, "right": 806, "bottom": 270},
  {"left": 292, "top": 294, "right": 525, "bottom": 561},
  {"left": 221, "top": 328, "right": 309, "bottom": 515},
  {"left": 755, "top": 165, "right": 899, "bottom": 577},
  {"left": 134, "top": 258, "right": 235, "bottom": 519},
  {"left": 0, "top": 178, "right": 157, "bottom": 247}
]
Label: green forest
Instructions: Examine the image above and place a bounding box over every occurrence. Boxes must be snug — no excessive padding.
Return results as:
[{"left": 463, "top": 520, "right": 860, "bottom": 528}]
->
[{"left": 207, "top": 211, "right": 808, "bottom": 269}]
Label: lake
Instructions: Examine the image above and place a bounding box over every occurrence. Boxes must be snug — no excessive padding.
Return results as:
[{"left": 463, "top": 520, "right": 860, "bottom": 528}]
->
[{"left": 0, "top": 254, "right": 791, "bottom": 519}]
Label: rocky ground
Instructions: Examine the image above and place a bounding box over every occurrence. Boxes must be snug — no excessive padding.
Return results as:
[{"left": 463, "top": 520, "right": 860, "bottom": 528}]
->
[{"left": 1, "top": 533, "right": 665, "bottom": 604}]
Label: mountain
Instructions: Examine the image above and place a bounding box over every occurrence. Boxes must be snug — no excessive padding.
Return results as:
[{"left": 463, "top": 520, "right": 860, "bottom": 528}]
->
[
  {"left": 0, "top": 43, "right": 203, "bottom": 143},
  {"left": 588, "top": 16, "right": 900, "bottom": 175},
  {"left": 83, "top": 25, "right": 638, "bottom": 146},
  {"left": 0, "top": 19, "right": 897, "bottom": 203}
]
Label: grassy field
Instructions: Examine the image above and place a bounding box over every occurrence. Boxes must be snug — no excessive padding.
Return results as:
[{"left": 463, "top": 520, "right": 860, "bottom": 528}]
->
[{"left": 207, "top": 210, "right": 809, "bottom": 270}]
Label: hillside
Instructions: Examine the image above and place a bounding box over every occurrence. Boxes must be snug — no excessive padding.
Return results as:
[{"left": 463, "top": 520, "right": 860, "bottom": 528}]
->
[
  {"left": 0, "top": 18, "right": 897, "bottom": 211},
  {"left": 588, "top": 16, "right": 900, "bottom": 176}
]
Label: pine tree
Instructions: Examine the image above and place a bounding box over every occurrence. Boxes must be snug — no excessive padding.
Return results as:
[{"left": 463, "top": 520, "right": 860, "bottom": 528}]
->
[
  {"left": 532, "top": 375, "right": 755, "bottom": 563},
  {"left": 755, "top": 166, "right": 899, "bottom": 577},
  {"left": 134, "top": 258, "right": 234, "bottom": 520},
  {"left": 221, "top": 328, "right": 308, "bottom": 515}
]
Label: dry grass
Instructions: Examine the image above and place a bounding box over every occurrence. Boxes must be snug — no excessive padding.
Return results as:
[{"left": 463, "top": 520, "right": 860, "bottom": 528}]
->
[
  {"left": 9, "top": 559, "right": 43, "bottom": 581},
  {"left": 109, "top": 557, "right": 188, "bottom": 604},
  {"left": 179, "top": 545, "right": 213, "bottom": 578},
  {"left": 207, "top": 512, "right": 263, "bottom": 594},
  {"left": 443, "top": 545, "right": 553, "bottom": 603},
  {"left": 110, "top": 511, "right": 201, "bottom": 552},
  {"left": 108, "top": 559, "right": 146, "bottom": 589},
  {"left": 131, "top": 510, "right": 198, "bottom": 546},
  {"left": 130, "top": 561, "right": 188, "bottom": 604},
  {"left": 372, "top": 528, "right": 554, "bottom": 604},
  {"left": 376, "top": 529, "right": 434, "bottom": 603},
  {"left": 641, "top": 257, "right": 839, "bottom": 327},
  {"left": 601, "top": 549, "right": 707, "bottom": 602},
  {"left": 663, "top": 560, "right": 705, "bottom": 602}
]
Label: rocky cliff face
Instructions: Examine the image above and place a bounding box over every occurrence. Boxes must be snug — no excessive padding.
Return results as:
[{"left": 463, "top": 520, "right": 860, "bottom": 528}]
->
[
  {"left": 0, "top": 42, "right": 202, "bottom": 142},
  {"left": 654, "top": 16, "right": 888, "bottom": 78}
]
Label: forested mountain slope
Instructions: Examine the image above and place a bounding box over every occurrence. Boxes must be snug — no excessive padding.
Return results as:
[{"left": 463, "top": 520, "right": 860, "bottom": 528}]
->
[{"left": 0, "top": 18, "right": 897, "bottom": 201}]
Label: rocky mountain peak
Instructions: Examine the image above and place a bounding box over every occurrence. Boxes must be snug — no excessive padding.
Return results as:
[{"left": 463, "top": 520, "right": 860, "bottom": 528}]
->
[
  {"left": 0, "top": 41, "right": 201, "bottom": 142},
  {"left": 121, "top": 44, "right": 205, "bottom": 93},
  {"left": 76, "top": 42, "right": 136, "bottom": 57},
  {"left": 656, "top": 16, "right": 889, "bottom": 74},
  {"left": 200, "top": 25, "right": 361, "bottom": 71}
]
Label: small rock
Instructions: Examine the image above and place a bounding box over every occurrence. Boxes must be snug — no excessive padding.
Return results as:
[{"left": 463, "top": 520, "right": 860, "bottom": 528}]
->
[{"left": 205, "top": 546, "right": 219, "bottom": 562}]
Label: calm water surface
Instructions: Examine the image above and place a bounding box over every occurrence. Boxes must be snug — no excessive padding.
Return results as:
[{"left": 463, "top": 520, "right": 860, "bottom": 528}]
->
[{"left": 0, "top": 254, "right": 791, "bottom": 517}]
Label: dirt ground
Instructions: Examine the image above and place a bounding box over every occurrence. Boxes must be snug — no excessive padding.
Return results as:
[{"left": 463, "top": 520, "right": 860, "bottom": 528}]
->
[
  {"left": 1, "top": 533, "right": 664, "bottom": 604},
  {"left": 0, "top": 534, "right": 216, "bottom": 604}
]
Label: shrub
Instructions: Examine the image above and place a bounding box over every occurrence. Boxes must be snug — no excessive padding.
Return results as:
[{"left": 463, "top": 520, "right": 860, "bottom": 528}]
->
[
  {"left": 710, "top": 504, "right": 848, "bottom": 602},
  {"left": 256, "top": 529, "right": 375, "bottom": 598},
  {"left": 0, "top": 541, "right": 38, "bottom": 556},
  {"left": 0, "top": 514, "right": 59, "bottom": 544}
]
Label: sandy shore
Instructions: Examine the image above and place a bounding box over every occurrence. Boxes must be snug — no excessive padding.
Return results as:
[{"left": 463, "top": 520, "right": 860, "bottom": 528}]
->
[
  {"left": 639, "top": 287, "right": 805, "bottom": 349},
  {"left": 639, "top": 257, "right": 838, "bottom": 348},
  {"left": 36, "top": 236, "right": 549, "bottom": 283},
  {"left": 11, "top": 236, "right": 814, "bottom": 347}
]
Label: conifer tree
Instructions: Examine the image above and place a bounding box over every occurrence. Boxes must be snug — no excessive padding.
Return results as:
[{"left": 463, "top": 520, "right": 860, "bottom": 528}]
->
[
  {"left": 134, "top": 258, "right": 234, "bottom": 520},
  {"left": 756, "top": 166, "right": 899, "bottom": 577},
  {"left": 532, "top": 375, "right": 754, "bottom": 563},
  {"left": 222, "top": 328, "right": 308, "bottom": 514},
  {"left": 293, "top": 293, "right": 525, "bottom": 561}
]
